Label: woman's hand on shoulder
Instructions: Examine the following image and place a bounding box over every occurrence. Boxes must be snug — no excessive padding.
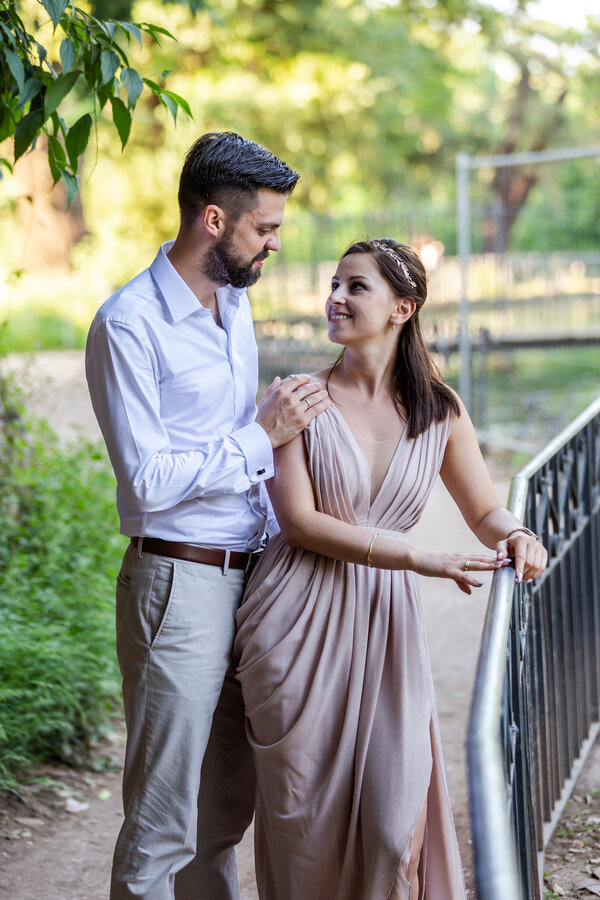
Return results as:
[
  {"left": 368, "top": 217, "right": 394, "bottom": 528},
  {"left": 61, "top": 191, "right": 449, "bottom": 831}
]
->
[
  {"left": 495, "top": 531, "right": 548, "bottom": 584},
  {"left": 409, "top": 547, "right": 510, "bottom": 595}
]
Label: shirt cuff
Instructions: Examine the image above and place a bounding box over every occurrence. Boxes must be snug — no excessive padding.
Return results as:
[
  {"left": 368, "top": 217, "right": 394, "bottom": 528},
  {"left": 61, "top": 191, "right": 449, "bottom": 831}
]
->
[{"left": 231, "top": 422, "right": 274, "bottom": 483}]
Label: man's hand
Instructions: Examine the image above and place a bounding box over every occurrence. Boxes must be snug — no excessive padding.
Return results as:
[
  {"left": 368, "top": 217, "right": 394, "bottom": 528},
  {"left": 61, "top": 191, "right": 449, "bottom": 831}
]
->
[{"left": 256, "top": 374, "right": 331, "bottom": 448}]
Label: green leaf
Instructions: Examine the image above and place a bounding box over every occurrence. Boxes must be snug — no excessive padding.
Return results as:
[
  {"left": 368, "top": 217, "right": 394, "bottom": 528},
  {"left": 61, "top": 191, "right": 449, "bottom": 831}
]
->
[
  {"left": 17, "top": 79, "right": 42, "bottom": 110},
  {"left": 87, "top": 14, "right": 112, "bottom": 40},
  {"left": 51, "top": 110, "right": 67, "bottom": 136},
  {"left": 108, "top": 96, "right": 131, "bottom": 150},
  {"left": 40, "top": 0, "right": 69, "bottom": 30},
  {"left": 116, "top": 22, "right": 142, "bottom": 48},
  {"left": 120, "top": 68, "right": 143, "bottom": 108},
  {"left": 48, "top": 135, "right": 66, "bottom": 168},
  {"left": 47, "top": 134, "right": 66, "bottom": 184},
  {"left": 99, "top": 50, "right": 120, "bottom": 86},
  {"left": 59, "top": 38, "right": 76, "bottom": 74},
  {"left": 143, "top": 78, "right": 161, "bottom": 94},
  {"left": 3, "top": 47, "right": 25, "bottom": 91},
  {"left": 163, "top": 90, "right": 193, "bottom": 119},
  {"left": 143, "top": 23, "right": 177, "bottom": 40},
  {"left": 140, "top": 22, "right": 176, "bottom": 46},
  {"left": 34, "top": 42, "right": 47, "bottom": 66},
  {"left": 44, "top": 70, "right": 80, "bottom": 119},
  {"left": 60, "top": 169, "right": 79, "bottom": 208},
  {"left": 159, "top": 92, "right": 177, "bottom": 123},
  {"left": 65, "top": 113, "right": 92, "bottom": 170},
  {"left": 14, "top": 109, "right": 43, "bottom": 161},
  {"left": 0, "top": 22, "right": 18, "bottom": 49},
  {"left": 0, "top": 158, "right": 14, "bottom": 176},
  {"left": 96, "top": 88, "right": 110, "bottom": 111},
  {"left": 0, "top": 107, "right": 15, "bottom": 143}
]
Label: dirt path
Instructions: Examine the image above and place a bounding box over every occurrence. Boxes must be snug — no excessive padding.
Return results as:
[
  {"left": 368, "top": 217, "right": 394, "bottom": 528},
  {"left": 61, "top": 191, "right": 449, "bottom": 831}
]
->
[{"left": 1, "top": 351, "right": 503, "bottom": 899}]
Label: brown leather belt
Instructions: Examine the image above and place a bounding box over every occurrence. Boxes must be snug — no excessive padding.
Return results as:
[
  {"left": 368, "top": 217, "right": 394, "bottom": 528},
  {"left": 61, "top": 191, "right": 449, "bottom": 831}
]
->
[{"left": 130, "top": 537, "right": 259, "bottom": 572}]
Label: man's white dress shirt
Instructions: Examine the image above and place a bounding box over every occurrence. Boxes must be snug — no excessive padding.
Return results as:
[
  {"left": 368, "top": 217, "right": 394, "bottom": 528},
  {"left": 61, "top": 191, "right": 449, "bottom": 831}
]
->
[{"left": 85, "top": 241, "right": 274, "bottom": 551}]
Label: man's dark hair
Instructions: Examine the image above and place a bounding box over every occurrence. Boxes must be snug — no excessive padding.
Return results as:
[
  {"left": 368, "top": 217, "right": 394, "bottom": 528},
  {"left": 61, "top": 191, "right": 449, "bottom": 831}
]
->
[{"left": 178, "top": 131, "right": 300, "bottom": 226}]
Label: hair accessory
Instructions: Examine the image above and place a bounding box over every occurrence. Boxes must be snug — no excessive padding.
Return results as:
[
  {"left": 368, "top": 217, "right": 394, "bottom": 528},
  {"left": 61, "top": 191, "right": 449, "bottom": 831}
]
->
[
  {"left": 367, "top": 534, "right": 378, "bottom": 567},
  {"left": 372, "top": 240, "right": 418, "bottom": 289}
]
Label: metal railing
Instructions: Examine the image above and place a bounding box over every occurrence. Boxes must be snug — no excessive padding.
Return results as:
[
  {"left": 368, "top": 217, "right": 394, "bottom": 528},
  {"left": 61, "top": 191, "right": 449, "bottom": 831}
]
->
[{"left": 468, "top": 395, "right": 600, "bottom": 899}]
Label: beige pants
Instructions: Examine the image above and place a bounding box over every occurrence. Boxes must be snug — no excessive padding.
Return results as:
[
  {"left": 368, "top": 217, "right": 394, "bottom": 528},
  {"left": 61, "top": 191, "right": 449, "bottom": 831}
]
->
[{"left": 110, "top": 543, "right": 255, "bottom": 900}]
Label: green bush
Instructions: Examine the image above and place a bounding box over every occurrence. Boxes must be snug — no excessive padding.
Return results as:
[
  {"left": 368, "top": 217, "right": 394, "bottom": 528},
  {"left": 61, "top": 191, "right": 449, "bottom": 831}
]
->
[{"left": 0, "top": 372, "right": 125, "bottom": 790}]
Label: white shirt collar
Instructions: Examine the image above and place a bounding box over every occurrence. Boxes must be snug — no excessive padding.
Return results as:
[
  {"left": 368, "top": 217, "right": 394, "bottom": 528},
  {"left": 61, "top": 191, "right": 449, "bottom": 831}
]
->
[{"left": 150, "top": 241, "right": 246, "bottom": 324}]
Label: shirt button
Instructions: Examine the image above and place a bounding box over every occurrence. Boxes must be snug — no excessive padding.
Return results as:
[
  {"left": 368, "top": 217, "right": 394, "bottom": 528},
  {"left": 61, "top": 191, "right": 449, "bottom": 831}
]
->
[{"left": 257, "top": 468, "right": 265, "bottom": 476}]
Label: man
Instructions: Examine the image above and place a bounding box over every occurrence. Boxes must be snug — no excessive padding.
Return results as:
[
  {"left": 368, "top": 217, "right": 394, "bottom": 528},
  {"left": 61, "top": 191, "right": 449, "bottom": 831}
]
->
[{"left": 86, "top": 131, "right": 330, "bottom": 900}]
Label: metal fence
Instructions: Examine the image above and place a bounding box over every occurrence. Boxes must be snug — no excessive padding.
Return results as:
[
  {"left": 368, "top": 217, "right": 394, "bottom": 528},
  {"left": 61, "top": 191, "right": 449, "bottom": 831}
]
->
[
  {"left": 254, "top": 315, "right": 600, "bottom": 455},
  {"left": 467, "top": 396, "right": 600, "bottom": 899}
]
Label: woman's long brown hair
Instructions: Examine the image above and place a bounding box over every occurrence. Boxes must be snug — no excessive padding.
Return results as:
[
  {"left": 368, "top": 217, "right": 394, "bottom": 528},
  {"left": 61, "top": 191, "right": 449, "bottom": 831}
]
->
[{"left": 339, "top": 238, "right": 460, "bottom": 438}]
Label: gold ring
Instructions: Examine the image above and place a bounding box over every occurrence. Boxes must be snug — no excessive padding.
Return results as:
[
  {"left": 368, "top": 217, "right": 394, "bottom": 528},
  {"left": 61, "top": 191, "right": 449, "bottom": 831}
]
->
[
  {"left": 304, "top": 397, "right": 311, "bottom": 411},
  {"left": 464, "top": 559, "right": 470, "bottom": 572}
]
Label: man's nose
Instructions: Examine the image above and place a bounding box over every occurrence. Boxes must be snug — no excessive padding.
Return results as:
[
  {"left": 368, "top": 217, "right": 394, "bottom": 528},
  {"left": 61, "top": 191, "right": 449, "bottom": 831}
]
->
[{"left": 265, "top": 232, "right": 281, "bottom": 252}]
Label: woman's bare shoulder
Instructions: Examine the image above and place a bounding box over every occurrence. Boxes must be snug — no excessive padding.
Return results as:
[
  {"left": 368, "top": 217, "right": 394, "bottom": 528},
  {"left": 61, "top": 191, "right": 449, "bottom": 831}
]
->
[{"left": 310, "top": 366, "right": 332, "bottom": 387}]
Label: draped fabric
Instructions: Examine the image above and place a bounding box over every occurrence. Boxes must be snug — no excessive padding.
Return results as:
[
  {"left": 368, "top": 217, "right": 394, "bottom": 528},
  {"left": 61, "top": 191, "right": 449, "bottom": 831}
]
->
[{"left": 234, "top": 403, "right": 466, "bottom": 900}]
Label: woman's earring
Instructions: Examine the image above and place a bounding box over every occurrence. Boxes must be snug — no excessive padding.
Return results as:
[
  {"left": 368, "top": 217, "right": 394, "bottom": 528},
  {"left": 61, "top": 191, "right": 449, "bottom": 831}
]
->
[{"left": 391, "top": 322, "right": 397, "bottom": 332}]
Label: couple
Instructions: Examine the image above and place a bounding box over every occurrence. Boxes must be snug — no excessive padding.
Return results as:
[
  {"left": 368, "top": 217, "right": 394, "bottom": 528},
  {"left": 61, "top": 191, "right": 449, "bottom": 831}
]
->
[{"left": 86, "top": 132, "right": 547, "bottom": 900}]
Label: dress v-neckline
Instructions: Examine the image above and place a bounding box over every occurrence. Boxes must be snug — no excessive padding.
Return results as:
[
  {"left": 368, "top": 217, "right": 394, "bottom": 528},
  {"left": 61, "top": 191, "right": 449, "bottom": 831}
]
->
[{"left": 328, "top": 403, "right": 406, "bottom": 508}]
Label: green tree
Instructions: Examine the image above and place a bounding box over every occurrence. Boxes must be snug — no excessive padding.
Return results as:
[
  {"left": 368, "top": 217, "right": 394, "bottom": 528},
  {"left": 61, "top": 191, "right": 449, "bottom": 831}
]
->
[{"left": 0, "top": 0, "right": 191, "bottom": 203}]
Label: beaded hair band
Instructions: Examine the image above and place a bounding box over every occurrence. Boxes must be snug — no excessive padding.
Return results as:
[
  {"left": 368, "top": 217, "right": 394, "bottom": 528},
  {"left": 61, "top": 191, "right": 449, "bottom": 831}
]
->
[{"left": 372, "top": 240, "right": 418, "bottom": 289}]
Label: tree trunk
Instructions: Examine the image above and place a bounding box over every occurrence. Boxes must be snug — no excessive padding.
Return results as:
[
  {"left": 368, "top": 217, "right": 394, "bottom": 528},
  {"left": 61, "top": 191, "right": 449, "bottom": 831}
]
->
[
  {"left": 14, "top": 138, "right": 87, "bottom": 272},
  {"left": 482, "top": 63, "right": 567, "bottom": 253}
]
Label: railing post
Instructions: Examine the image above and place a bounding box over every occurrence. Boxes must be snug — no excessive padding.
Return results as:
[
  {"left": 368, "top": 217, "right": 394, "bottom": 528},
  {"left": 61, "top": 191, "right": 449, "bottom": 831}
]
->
[{"left": 456, "top": 151, "right": 472, "bottom": 415}]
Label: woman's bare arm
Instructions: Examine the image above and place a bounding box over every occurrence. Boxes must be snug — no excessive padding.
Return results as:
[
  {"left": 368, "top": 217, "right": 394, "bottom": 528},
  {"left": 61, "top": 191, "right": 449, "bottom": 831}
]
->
[
  {"left": 267, "top": 431, "right": 507, "bottom": 594},
  {"left": 440, "top": 396, "right": 547, "bottom": 582}
]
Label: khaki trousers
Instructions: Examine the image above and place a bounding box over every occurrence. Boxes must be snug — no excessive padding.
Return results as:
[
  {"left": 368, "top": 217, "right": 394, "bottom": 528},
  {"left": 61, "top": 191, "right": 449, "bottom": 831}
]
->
[{"left": 110, "top": 543, "right": 255, "bottom": 900}]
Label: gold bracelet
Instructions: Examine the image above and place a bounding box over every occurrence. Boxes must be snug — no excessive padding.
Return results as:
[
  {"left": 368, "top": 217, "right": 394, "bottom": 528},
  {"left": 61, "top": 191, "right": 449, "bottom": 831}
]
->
[
  {"left": 505, "top": 526, "right": 540, "bottom": 542},
  {"left": 367, "top": 534, "right": 378, "bottom": 567}
]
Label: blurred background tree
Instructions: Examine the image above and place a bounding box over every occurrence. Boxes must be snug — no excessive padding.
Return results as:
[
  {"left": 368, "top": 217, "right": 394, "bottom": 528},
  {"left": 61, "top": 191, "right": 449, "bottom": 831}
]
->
[{"left": 0, "top": 0, "right": 598, "bottom": 342}]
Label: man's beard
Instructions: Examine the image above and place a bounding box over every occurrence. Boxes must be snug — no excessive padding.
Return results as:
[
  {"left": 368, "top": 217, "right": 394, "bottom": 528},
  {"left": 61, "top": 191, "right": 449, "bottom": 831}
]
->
[{"left": 202, "top": 229, "right": 267, "bottom": 289}]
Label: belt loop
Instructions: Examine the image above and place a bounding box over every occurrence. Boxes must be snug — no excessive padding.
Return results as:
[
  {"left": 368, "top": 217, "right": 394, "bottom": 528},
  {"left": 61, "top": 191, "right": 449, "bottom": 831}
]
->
[
  {"left": 221, "top": 549, "right": 231, "bottom": 576},
  {"left": 137, "top": 537, "right": 144, "bottom": 559}
]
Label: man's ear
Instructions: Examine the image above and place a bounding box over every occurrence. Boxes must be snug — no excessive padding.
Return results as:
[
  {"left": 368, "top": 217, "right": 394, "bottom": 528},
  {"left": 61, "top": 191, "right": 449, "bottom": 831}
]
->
[{"left": 201, "top": 204, "right": 227, "bottom": 238}]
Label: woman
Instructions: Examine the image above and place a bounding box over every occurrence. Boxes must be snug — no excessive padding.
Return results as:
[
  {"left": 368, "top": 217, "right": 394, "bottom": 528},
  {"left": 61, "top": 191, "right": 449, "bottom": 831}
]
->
[{"left": 234, "top": 238, "right": 547, "bottom": 900}]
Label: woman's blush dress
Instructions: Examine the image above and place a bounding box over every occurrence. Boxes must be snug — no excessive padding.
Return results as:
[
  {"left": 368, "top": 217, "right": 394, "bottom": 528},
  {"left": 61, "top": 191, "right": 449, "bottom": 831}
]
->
[{"left": 234, "top": 403, "right": 467, "bottom": 900}]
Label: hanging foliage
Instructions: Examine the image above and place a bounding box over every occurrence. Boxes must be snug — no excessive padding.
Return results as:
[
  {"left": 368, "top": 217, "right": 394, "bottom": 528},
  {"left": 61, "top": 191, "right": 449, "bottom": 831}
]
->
[{"left": 0, "top": 0, "right": 191, "bottom": 204}]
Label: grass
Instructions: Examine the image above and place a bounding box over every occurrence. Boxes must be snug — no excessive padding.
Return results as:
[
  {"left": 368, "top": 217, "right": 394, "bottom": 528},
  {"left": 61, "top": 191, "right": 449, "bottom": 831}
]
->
[{"left": 0, "top": 370, "right": 126, "bottom": 791}]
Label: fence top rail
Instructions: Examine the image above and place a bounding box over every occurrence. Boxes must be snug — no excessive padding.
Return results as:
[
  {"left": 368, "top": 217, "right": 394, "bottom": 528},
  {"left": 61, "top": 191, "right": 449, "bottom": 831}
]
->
[
  {"left": 509, "top": 394, "right": 600, "bottom": 497},
  {"left": 457, "top": 145, "right": 600, "bottom": 170}
]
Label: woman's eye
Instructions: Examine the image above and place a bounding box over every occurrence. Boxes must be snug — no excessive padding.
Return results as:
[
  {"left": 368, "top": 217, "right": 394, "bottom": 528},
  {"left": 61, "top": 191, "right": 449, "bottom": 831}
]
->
[{"left": 351, "top": 281, "right": 365, "bottom": 291}]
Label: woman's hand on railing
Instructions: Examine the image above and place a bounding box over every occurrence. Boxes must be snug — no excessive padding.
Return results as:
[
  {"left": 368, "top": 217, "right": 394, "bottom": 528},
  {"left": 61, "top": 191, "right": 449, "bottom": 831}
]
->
[
  {"left": 410, "top": 549, "right": 511, "bottom": 595},
  {"left": 495, "top": 532, "right": 548, "bottom": 584}
]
